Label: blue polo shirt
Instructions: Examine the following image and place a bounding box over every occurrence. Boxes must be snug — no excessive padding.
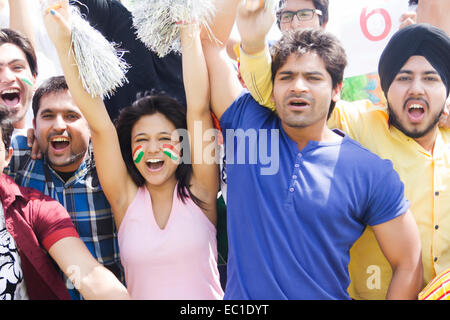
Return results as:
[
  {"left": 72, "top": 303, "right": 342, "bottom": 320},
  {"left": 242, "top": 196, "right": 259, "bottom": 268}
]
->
[{"left": 220, "top": 92, "right": 410, "bottom": 300}]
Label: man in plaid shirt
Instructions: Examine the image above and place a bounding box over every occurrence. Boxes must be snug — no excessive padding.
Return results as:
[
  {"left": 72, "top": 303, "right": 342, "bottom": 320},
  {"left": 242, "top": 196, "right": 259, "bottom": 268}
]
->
[{"left": 6, "top": 76, "right": 124, "bottom": 300}]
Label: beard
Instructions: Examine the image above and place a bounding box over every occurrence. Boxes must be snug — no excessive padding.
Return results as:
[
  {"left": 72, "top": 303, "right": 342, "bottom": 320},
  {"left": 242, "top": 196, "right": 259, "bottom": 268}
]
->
[
  {"left": 387, "top": 102, "right": 445, "bottom": 139},
  {"left": 43, "top": 147, "right": 87, "bottom": 170}
]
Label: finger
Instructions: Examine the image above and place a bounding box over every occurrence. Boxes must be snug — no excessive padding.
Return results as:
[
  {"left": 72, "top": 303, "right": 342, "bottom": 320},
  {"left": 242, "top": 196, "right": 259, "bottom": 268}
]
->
[
  {"left": 399, "top": 12, "right": 416, "bottom": 22},
  {"left": 31, "top": 136, "right": 41, "bottom": 160},
  {"left": 245, "top": 0, "right": 264, "bottom": 11},
  {"left": 45, "top": 3, "right": 62, "bottom": 15},
  {"left": 44, "top": 1, "right": 72, "bottom": 30},
  {"left": 26, "top": 128, "right": 34, "bottom": 148}
]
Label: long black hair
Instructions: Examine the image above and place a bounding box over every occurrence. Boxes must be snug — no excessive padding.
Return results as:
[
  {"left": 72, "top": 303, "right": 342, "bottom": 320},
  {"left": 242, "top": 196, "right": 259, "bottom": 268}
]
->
[{"left": 115, "top": 92, "right": 204, "bottom": 209}]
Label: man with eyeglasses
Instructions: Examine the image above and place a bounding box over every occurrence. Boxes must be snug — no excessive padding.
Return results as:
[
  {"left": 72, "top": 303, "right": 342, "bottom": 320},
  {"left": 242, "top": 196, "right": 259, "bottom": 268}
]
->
[{"left": 276, "top": 0, "right": 329, "bottom": 32}]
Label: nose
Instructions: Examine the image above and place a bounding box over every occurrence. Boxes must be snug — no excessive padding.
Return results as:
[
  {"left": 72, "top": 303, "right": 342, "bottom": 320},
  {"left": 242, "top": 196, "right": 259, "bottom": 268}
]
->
[
  {"left": 147, "top": 139, "right": 162, "bottom": 154},
  {"left": 290, "top": 14, "right": 303, "bottom": 29},
  {"left": 291, "top": 76, "right": 309, "bottom": 94},
  {"left": 52, "top": 114, "right": 67, "bottom": 131},
  {"left": 407, "top": 77, "right": 426, "bottom": 97},
  {"left": 0, "top": 67, "right": 16, "bottom": 84}
]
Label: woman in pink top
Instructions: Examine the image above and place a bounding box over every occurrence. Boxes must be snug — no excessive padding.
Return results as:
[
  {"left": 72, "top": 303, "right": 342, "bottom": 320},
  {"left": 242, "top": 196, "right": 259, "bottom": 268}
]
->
[{"left": 43, "top": 2, "right": 223, "bottom": 299}]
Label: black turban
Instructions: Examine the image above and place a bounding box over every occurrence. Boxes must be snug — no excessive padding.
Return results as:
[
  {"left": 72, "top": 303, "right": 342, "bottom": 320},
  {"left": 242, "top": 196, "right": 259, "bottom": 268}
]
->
[{"left": 378, "top": 23, "right": 450, "bottom": 97}]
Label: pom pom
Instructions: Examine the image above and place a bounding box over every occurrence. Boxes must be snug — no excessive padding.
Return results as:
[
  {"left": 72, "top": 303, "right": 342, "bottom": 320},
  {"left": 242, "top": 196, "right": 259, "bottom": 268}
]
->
[
  {"left": 264, "top": 0, "right": 277, "bottom": 10},
  {"left": 130, "top": 0, "right": 215, "bottom": 58},
  {"left": 42, "top": 1, "right": 129, "bottom": 98}
]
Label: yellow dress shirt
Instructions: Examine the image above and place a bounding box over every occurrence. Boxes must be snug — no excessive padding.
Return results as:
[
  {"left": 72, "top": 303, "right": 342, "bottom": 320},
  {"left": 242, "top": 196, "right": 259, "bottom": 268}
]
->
[{"left": 239, "top": 44, "right": 450, "bottom": 299}]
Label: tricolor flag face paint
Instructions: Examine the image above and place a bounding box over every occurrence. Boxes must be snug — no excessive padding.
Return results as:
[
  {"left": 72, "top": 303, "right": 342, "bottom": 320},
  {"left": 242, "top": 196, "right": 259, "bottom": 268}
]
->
[
  {"left": 20, "top": 77, "right": 33, "bottom": 87},
  {"left": 162, "top": 144, "right": 180, "bottom": 162},
  {"left": 133, "top": 145, "right": 145, "bottom": 164}
]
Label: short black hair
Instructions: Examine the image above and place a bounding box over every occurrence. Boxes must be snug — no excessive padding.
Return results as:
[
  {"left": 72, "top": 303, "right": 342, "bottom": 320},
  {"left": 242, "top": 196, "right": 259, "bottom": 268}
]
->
[
  {"left": 409, "top": 0, "right": 418, "bottom": 5},
  {"left": 32, "top": 76, "right": 69, "bottom": 118},
  {"left": 0, "top": 108, "right": 15, "bottom": 153}
]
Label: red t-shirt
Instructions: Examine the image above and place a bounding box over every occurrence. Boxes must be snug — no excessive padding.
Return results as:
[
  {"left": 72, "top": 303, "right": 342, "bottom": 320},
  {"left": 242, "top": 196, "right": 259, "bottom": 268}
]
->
[{"left": 0, "top": 174, "right": 79, "bottom": 300}]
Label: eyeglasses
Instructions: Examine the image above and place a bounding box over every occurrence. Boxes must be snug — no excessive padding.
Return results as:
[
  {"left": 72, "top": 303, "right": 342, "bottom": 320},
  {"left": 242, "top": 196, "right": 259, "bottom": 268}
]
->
[{"left": 276, "top": 9, "right": 322, "bottom": 24}]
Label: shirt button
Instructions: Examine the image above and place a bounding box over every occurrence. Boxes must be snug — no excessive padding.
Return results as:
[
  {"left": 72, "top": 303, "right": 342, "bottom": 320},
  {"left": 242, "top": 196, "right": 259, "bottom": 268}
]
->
[
  {"left": 435, "top": 191, "right": 439, "bottom": 196},
  {"left": 294, "top": 163, "right": 300, "bottom": 168},
  {"left": 298, "top": 153, "right": 302, "bottom": 158},
  {"left": 292, "top": 175, "right": 297, "bottom": 179},
  {"left": 435, "top": 225, "right": 439, "bottom": 230},
  {"left": 434, "top": 257, "right": 438, "bottom": 262},
  {"left": 289, "top": 187, "right": 294, "bottom": 192}
]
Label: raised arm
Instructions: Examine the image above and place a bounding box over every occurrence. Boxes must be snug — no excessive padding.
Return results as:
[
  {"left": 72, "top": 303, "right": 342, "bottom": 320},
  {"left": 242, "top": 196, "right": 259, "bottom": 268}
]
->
[
  {"left": 42, "top": 1, "right": 136, "bottom": 228},
  {"left": 416, "top": 0, "right": 450, "bottom": 35},
  {"left": 236, "top": 1, "right": 276, "bottom": 110},
  {"left": 180, "top": 24, "right": 219, "bottom": 220},
  {"left": 205, "top": 0, "right": 241, "bottom": 45},
  {"left": 8, "top": 0, "right": 36, "bottom": 49},
  {"left": 200, "top": 1, "right": 244, "bottom": 119}
]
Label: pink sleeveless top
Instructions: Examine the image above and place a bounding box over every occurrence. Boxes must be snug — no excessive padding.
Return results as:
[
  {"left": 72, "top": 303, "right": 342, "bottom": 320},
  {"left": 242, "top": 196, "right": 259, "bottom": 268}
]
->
[{"left": 118, "top": 186, "right": 224, "bottom": 300}]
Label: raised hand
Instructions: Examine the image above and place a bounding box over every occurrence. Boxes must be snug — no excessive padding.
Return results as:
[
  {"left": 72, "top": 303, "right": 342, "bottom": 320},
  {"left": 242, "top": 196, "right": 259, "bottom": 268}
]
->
[
  {"left": 41, "top": 0, "right": 72, "bottom": 47},
  {"left": 236, "top": 0, "right": 275, "bottom": 54}
]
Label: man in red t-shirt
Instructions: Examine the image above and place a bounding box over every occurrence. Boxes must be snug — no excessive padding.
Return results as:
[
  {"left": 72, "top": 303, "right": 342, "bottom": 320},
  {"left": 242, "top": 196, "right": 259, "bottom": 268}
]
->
[{"left": 0, "top": 111, "right": 129, "bottom": 300}]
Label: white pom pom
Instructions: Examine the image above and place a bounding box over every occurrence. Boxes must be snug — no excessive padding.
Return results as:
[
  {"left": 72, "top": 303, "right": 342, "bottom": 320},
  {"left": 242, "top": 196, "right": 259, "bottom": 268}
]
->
[
  {"left": 41, "top": 1, "right": 129, "bottom": 98},
  {"left": 130, "top": 0, "right": 215, "bottom": 58},
  {"left": 70, "top": 6, "right": 129, "bottom": 99}
]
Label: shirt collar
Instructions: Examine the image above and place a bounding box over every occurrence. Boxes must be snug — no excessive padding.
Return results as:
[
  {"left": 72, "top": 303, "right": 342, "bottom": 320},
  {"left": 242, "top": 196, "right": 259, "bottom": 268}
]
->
[{"left": 0, "top": 173, "right": 25, "bottom": 209}]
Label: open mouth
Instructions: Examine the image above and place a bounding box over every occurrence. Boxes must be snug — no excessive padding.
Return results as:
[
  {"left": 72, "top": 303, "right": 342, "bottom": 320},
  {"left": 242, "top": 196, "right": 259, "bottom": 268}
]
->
[
  {"left": 287, "top": 98, "right": 310, "bottom": 109},
  {"left": 407, "top": 103, "right": 426, "bottom": 122},
  {"left": 1, "top": 89, "right": 21, "bottom": 108},
  {"left": 145, "top": 158, "right": 164, "bottom": 171},
  {"left": 50, "top": 137, "right": 70, "bottom": 151}
]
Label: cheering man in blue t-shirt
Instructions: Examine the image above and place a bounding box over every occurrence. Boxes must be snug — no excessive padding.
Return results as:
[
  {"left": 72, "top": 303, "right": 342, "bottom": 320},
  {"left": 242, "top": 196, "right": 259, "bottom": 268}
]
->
[{"left": 199, "top": 2, "right": 423, "bottom": 299}]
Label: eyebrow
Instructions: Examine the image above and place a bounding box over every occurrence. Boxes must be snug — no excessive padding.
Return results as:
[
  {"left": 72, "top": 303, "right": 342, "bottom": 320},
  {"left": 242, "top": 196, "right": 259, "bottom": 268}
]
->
[
  {"left": 397, "top": 69, "right": 439, "bottom": 75},
  {"left": 277, "top": 70, "right": 324, "bottom": 77},
  {"left": 0, "top": 58, "right": 28, "bottom": 67},
  {"left": 133, "top": 131, "right": 172, "bottom": 138},
  {"left": 39, "top": 108, "right": 81, "bottom": 115}
]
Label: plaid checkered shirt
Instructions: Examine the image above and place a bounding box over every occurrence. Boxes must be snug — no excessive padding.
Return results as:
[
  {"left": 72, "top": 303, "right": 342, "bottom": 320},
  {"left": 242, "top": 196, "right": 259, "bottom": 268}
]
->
[{"left": 6, "top": 135, "right": 124, "bottom": 300}]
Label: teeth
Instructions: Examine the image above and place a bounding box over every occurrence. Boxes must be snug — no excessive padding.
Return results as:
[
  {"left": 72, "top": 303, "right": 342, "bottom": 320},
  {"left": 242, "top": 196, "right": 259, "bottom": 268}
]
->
[
  {"left": 51, "top": 137, "right": 69, "bottom": 142},
  {"left": 1, "top": 89, "right": 19, "bottom": 95},
  {"left": 146, "top": 159, "right": 163, "bottom": 163},
  {"left": 409, "top": 104, "right": 424, "bottom": 110}
]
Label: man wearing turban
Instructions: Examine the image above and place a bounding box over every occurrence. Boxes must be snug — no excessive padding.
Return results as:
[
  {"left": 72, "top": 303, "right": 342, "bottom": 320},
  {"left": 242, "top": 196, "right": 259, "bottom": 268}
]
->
[
  {"left": 322, "top": 23, "right": 449, "bottom": 300},
  {"left": 236, "top": 8, "right": 450, "bottom": 299}
]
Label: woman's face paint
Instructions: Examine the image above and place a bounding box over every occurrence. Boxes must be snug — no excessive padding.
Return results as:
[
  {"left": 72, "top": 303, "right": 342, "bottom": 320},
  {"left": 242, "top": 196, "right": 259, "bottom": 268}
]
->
[
  {"left": 162, "top": 144, "right": 180, "bottom": 162},
  {"left": 133, "top": 145, "right": 145, "bottom": 164}
]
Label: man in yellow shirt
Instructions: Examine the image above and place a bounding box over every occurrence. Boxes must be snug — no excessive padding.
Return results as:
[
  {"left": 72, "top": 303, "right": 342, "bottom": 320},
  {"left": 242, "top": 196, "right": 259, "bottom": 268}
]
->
[{"left": 236, "top": 5, "right": 450, "bottom": 299}]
